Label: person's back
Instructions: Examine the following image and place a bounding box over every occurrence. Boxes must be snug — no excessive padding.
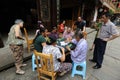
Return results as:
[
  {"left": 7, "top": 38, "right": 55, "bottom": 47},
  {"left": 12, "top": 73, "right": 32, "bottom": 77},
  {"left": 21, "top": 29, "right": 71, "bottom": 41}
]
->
[
  {"left": 42, "top": 45, "right": 62, "bottom": 71},
  {"left": 33, "top": 27, "right": 46, "bottom": 52},
  {"left": 71, "top": 39, "right": 88, "bottom": 63},
  {"left": 42, "top": 36, "right": 72, "bottom": 76},
  {"left": 34, "top": 35, "right": 46, "bottom": 52},
  {"left": 6, "top": 24, "right": 23, "bottom": 45}
]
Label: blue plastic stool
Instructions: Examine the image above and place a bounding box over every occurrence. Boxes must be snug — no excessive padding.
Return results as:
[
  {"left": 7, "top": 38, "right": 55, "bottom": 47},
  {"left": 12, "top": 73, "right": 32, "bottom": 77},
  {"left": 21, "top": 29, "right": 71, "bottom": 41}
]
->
[
  {"left": 32, "top": 54, "right": 41, "bottom": 71},
  {"left": 71, "top": 61, "right": 86, "bottom": 80},
  {"left": 32, "top": 54, "right": 37, "bottom": 71}
]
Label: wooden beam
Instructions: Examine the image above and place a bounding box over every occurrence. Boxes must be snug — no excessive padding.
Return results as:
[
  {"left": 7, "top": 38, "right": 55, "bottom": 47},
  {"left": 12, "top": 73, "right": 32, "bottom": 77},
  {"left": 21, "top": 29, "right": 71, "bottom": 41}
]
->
[{"left": 36, "top": 0, "right": 41, "bottom": 20}]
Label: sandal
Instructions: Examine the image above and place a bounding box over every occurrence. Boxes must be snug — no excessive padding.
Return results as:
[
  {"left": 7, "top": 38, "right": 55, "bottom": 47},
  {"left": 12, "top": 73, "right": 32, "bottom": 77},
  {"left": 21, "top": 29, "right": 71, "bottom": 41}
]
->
[
  {"left": 20, "top": 64, "right": 27, "bottom": 67},
  {"left": 16, "top": 70, "right": 25, "bottom": 75},
  {"left": 58, "top": 71, "right": 67, "bottom": 76},
  {"left": 21, "top": 64, "right": 27, "bottom": 67}
]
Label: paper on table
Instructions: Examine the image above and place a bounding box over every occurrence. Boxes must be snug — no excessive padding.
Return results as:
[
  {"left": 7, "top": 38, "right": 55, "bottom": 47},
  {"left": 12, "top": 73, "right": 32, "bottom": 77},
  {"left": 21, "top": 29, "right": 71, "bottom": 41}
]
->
[{"left": 60, "top": 41, "right": 68, "bottom": 46}]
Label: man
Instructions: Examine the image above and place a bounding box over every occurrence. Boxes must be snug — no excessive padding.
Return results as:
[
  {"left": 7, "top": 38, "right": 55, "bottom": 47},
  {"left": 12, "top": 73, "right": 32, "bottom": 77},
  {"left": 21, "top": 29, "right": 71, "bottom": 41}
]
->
[
  {"left": 6, "top": 19, "right": 26, "bottom": 75},
  {"left": 63, "top": 27, "right": 74, "bottom": 39},
  {"left": 74, "top": 17, "right": 86, "bottom": 34},
  {"left": 89, "top": 13, "right": 119, "bottom": 69},
  {"left": 66, "top": 33, "right": 88, "bottom": 63},
  {"left": 42, "top": 36, "right": 72, "bottom": 76}
]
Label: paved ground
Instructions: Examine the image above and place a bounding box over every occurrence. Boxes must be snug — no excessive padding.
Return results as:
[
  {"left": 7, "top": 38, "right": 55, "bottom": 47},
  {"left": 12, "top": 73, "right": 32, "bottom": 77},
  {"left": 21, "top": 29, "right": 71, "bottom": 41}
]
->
[{"left": 0, "top": 27, "right": 120, "bottom": 80}]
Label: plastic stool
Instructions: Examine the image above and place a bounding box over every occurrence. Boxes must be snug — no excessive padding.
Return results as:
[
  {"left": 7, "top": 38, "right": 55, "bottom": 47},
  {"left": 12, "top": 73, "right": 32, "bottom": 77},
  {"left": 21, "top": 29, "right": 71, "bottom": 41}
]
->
[
  {"left": 32, "top": 54, "right": 41, "bottom": 71},
  {"left": 71, "top": 61, "right": 86, "bottom": 80}
]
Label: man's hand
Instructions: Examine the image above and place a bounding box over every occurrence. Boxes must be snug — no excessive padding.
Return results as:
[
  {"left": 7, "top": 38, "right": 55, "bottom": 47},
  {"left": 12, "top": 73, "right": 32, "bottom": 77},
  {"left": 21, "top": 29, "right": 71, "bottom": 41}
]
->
[
  {"left": 102, "top": 38, "right": 109, "bottom": 42},
  {"left": 16, "top": 36, "right": 25, "bottom": 40},
  {"left": 61, "top": 47, "right": 65, "bottom": 54},
  {"left": 66, "top": 46, "right": 71, "bottom": 51}
]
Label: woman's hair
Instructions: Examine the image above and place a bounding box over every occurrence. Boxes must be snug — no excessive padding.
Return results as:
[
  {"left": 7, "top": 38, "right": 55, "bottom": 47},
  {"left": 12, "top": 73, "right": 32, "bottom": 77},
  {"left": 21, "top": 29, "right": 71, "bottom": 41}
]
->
[
  {"left": 59, "top": 20, "right": 65, "bottom": 25},
  {"left": 33, "top": 27, "right": 46, "bottom": 43}
]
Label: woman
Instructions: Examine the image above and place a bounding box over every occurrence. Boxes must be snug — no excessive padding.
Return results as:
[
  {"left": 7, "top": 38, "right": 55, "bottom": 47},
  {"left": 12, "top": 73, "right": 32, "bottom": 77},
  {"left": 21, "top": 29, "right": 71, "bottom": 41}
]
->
[
  {"left": 42, "top": 36, "right": 72, "bottom": 76},
  {"left": 6, "top": 19, "right": 26, "bottom": 75},
  {"left": 58, "top": 20, "right": 66, "bottom": 33},
  {"left": 49, "top": 27, "right": 58, "bottom": 40},
  {"left": 33, "top": 27, "right": 46, "bottom": 52},
  {"left": 34, "top": 20, "right": 44, "bottom": 38}
]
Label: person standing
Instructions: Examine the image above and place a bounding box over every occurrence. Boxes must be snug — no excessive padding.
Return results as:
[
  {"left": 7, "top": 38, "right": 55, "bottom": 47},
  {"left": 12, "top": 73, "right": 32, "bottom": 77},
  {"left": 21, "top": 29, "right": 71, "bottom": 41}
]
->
[
  {"left": 74, "top": 17, "right": 86, "bottom": 34},
  {"left": 89, "top": 13, "right": 119, "bottom": 69},
  {"left": 73, "top": 17, "right": 87, "bottom": 39},
  {"left": 6, "top": 19, "right": 26, "bottom": 75}
]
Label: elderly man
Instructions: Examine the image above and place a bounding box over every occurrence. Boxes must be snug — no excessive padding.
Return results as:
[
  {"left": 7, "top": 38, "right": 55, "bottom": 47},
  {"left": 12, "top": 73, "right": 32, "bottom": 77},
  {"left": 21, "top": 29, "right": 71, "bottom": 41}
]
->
[
  {"left": 63, "top": 27, "right": 74, "bottom": 39},
  {"left": 67, "top": 33, "right": 88, "bottom": 63},
  {"left": 89, "top": 13, "right": 120, "bottom": 69}
]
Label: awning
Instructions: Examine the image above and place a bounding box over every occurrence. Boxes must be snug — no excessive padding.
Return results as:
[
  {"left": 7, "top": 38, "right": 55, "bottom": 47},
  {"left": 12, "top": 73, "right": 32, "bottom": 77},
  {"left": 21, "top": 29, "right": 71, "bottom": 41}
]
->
[
  {"left": 100, "top": 0, "right": 116, "bottom": 12},
  {"left": 102, "top": 2, "right": 115, "bottom": 12}
]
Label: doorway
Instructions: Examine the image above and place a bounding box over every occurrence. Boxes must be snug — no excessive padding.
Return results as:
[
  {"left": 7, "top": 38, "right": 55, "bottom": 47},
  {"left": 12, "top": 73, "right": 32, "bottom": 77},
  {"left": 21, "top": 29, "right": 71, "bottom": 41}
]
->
[{"left": 0, "top": 0, "right": 37, "bottom": 34}]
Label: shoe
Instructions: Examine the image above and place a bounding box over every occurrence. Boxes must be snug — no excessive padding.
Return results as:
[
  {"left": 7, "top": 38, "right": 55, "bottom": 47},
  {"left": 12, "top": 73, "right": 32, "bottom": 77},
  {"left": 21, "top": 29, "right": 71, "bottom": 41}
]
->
[
  {"left": 16, "top": 70, "right": 25, "bottom": 75},
  {"left": 93, "top": 65, "right": 101, "bottom": 69},
  {"left": 89, "top": 59, "right": 96, "bottom": 63}
]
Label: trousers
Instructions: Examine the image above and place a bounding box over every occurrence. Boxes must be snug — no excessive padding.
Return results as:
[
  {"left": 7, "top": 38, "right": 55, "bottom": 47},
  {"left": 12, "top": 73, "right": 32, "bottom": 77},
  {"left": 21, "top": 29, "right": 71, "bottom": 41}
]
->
[
  {"left": 93, "top": 38, "right": 107, "bottom": 66},
  {"left": 9, "top": 44, "right": 24, "bottom": 65}
]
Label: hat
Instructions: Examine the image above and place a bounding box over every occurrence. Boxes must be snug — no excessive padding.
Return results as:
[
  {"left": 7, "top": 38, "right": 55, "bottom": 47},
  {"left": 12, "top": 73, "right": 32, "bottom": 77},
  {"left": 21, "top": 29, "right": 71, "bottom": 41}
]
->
[{"left": 46, "top": 36, "right": 57, "bottom": 45}]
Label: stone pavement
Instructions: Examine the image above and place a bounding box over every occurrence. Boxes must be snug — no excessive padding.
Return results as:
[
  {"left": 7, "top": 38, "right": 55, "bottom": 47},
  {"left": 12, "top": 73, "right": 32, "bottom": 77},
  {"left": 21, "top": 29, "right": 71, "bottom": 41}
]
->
[{"left": 0, "top": 27, "right": 120, "bottom": 80}]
